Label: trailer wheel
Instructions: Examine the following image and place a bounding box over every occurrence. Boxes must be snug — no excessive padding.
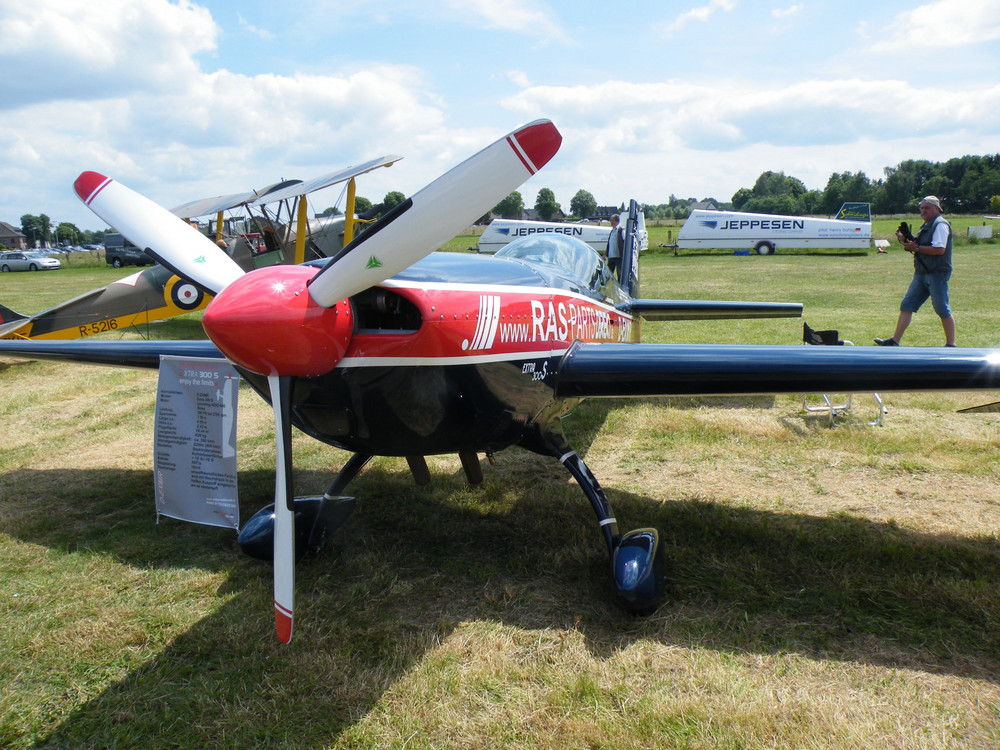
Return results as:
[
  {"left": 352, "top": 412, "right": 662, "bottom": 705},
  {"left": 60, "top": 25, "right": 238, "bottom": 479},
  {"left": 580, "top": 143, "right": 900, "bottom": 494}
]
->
[{"left": 754, "top": 241, "right": 775, "bottom": 256}]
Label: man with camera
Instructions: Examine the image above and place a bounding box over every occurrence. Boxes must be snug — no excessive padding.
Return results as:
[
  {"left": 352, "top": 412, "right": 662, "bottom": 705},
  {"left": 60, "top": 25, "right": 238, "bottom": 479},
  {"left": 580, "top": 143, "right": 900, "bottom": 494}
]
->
[{"left": 874, "top": 195, "right": 955, "bottom": 347}]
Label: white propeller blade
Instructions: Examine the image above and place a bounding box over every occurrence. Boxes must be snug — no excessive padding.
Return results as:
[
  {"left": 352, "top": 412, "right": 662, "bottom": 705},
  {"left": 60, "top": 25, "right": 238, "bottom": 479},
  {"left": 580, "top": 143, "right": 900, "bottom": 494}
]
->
[
  {"left": 74, "top": 171, "right": 245, "bottom": 295},
  {"left": 307, "top": 119, "right": 561, "bottom": 308},
  {"left": 268, "top": 374, "right": 296, "bottom": 644}
]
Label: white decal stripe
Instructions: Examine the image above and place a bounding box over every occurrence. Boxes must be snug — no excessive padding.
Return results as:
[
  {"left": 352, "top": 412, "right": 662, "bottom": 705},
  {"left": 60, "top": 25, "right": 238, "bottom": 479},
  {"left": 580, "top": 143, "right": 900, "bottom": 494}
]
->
[
  {"left": 483, "top": 295, "right": 501, "bottom": 349},
  {"left": 338, "top": 348, "right": 567, "bottom": 368},
  {"left": 470, "top": 296, "right": 492, "bottom": 350}
]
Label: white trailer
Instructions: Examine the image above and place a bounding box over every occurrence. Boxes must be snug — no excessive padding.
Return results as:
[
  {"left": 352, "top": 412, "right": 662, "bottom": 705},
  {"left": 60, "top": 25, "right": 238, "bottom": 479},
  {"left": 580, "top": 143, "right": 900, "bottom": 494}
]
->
[
  {"left": 477, "top": 219, "right": 612, "bottom": 254},
  {"left": 676, "top": 203, "right": 872, "bottom": 255}
]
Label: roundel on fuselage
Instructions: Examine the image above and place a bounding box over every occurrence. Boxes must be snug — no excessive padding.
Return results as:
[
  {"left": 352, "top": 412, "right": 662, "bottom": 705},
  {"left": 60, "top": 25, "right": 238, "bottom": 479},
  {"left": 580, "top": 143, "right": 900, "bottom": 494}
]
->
[{"left": 164, "top": 275, "right": 210, "bottom": 312}]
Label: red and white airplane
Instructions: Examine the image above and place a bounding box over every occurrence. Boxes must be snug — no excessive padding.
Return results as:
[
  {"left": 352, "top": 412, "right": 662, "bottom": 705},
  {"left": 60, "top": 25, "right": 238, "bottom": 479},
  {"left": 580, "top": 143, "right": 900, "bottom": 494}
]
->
[{"left": 3, "top": 119, "right": 1000, "bottom": 644}]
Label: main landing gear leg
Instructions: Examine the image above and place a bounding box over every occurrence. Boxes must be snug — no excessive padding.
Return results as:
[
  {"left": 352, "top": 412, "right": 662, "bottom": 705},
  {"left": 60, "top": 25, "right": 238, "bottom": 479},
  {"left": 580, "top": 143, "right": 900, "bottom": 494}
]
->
[
  {"left": 548, "top": 440, "right": 666, "bottom": 614},
  {"left": 237, "top": 453, "right": 368, "bottom": 562}
]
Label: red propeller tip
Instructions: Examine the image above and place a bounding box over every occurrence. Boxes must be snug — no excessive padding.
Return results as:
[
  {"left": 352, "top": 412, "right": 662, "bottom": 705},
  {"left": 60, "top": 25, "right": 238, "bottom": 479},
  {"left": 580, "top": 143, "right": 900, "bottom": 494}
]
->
[
  {"left": 275, "top": 604, "right": 293, "bottom": 643},
  {"left": 510, "top": 120, "right": 562, "bottom": 174},
  {"left": 74, "top": 171, "right": 113, "bottom": 205}
]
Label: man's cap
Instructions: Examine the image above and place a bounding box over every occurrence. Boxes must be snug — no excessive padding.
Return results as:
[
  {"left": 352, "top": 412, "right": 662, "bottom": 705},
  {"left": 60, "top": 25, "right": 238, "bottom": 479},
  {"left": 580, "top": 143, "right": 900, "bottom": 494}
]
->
[{"left": 919, "top": 195, "right": 941, "bottom": 208}]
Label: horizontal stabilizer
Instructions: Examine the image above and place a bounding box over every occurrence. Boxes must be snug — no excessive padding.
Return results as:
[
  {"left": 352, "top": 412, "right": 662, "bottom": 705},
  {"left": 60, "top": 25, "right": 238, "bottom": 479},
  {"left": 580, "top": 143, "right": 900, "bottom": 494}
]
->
[
  {"left": 621, "top": 299, "right": 802, "bottom": 321},
  {"left": 556, "top": 343, "right": 1000, "bottom": 399}
]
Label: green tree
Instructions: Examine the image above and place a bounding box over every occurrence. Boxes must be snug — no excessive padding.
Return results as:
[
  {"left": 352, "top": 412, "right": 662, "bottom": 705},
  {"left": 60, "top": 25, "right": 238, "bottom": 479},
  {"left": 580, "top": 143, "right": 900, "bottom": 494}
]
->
[
  {"left": 569, "top": 189, "right": 597, "bottom": 219},
  {"left": 752, "top": 171, "right": 806, "bottom": 198},
  {"left": 353, "top": 196, "right": 374, "bottom": 215},
  {"left": 54, "top": 221, "right": 81, "bottom": 245},
  {"left": 382, "top": 191, "right": 406, "bottom": 211},
  {"left": 821, "top": 172, "right": 874, "bottom": 214},
  {"left": 534, "top": 188, "right": 561, "bottom": 221},
  {"left": 731, "top": 188, "right": 752, "bottom": 210},
  {"left": 493, "top": 191, "right": 524, "bottom": 219},
  {"left": 20, "top": 214, "right": 51, "bottom": 248}
]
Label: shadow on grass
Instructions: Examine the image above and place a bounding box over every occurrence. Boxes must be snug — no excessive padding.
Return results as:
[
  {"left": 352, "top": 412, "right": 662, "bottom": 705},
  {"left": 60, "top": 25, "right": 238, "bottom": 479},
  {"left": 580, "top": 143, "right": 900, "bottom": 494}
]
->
[{"left": 2, "top": 448, "right": 998, "bottom": 747}]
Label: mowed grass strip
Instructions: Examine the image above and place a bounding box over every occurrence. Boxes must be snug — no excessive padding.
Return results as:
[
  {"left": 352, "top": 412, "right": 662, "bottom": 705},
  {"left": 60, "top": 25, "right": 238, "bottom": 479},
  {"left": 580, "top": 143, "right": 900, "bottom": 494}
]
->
[{"left": 1, "top": 232, "right": 999, "bottom": 748}]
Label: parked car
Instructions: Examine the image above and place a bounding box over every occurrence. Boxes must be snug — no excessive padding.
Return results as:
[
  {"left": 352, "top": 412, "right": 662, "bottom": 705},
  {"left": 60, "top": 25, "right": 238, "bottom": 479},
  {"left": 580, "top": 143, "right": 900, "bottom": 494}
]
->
[
  {"left": 0, "top": 251, "right": 62, "bottom": 272},
  {"left": 104, "top": 233, "right": 154, "bottom": 268},
  {"left": 105, "top": 246, "right": 154, "bottom": 268}
]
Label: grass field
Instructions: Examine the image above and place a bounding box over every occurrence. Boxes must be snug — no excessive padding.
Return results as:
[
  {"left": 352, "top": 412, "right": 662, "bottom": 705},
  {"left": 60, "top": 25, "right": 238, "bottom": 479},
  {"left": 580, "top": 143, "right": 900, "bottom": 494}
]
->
[{"left": 2, "top": 223, "right": 999, "bottom": 749}]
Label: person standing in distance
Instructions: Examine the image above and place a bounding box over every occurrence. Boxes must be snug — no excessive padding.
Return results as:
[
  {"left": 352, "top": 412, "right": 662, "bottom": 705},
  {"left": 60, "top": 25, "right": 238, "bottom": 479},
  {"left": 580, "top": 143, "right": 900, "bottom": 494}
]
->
[
  {"left": 605, "top": 213, "right": 624, "bottom": 279},
  {"left": 875, "top": 195, "right": 956, "bottom": 347}
]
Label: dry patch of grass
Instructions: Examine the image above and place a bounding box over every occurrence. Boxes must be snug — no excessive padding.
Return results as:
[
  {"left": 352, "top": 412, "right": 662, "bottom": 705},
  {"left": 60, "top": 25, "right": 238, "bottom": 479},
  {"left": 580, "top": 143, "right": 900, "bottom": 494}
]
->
[{"left": 3, "top": 247, "right": 1000, "bottom": 748}]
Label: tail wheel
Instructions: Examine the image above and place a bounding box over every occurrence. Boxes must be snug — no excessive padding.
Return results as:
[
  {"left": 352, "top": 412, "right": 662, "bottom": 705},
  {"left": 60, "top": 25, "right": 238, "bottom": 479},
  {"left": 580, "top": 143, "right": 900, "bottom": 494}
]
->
[{"left": 612, "top": 528, "right": 667, "bottom": 614}]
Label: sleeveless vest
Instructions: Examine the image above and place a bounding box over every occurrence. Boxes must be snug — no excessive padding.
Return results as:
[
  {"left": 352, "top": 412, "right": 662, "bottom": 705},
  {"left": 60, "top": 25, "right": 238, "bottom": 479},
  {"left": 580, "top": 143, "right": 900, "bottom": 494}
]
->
[{"left": 913, "top": 215, "right": 952, "bottom": 274}]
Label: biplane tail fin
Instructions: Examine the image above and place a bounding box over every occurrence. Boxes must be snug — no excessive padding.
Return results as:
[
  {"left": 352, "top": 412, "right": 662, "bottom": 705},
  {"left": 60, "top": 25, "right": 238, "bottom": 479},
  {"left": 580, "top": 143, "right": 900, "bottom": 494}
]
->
[{"left": 0, "top": 303, "right": 27, "bottom": 324}]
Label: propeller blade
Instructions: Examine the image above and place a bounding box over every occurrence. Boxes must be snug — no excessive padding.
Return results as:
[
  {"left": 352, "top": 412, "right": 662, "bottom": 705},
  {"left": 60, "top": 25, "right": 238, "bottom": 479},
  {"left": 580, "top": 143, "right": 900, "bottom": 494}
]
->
[
  {"left": 74, "top": 172, "right": 245, "bottom": 295},
  {"left": 268, "top": 374, "right": 296, "bottom": 643},
  {"left": 306, "top": 119, "right": 562, "bottom": 307}
]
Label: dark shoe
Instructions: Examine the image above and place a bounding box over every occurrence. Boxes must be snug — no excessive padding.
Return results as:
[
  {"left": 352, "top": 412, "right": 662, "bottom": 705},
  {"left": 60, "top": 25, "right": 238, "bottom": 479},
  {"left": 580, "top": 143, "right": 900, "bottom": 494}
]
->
[{"left": 874, "top": 337, "right": 899, "bottom": 346}]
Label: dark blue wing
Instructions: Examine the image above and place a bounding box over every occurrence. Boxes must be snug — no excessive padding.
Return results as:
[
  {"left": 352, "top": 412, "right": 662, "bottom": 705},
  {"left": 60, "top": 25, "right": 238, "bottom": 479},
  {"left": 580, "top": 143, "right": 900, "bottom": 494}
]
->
[
  {"left": 555, "top": 343, "right": 1000, "bottom": 398},
  {"left": 0, "top": 339, "right": 224, "bottom": 369}
]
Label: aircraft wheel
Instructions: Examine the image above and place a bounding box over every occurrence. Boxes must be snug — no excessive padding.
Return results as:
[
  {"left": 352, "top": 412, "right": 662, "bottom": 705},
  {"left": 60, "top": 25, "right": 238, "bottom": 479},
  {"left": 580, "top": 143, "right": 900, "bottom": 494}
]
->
[
  {"left": 754, "top": 241, "right": 775, "bottom": 255},
  {"left": 612, "top": 528, "right": 666, "bottom": 614},
  {"left": 237, "top": 496, "right": 356, "bottom": 562}
]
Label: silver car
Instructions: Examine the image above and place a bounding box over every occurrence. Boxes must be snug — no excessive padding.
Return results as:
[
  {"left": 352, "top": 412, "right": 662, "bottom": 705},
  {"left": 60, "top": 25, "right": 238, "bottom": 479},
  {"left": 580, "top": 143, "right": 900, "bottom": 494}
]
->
[{"left": 0, "top": 251, "right": 62, "bottom": 272}]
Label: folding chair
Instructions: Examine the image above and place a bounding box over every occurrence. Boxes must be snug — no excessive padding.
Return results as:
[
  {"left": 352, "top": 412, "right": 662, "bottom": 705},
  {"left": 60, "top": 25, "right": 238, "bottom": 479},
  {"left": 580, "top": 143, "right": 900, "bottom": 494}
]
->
[{"left": 802, "top": 323, "right": 887, "bottom": 426}]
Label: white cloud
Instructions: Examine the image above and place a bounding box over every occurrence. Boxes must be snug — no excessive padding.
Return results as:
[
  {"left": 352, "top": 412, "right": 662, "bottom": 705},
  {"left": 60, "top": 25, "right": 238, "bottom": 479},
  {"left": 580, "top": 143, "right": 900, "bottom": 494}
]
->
[
  {"left": 873, "top": 0, "right": 1000, "bottom": 51},
  {"left": 657, "top": 0, "right": 737, "bottom": 38},
  {"left": 291, "top": 0, "right": 567, "bottom": 41},
  {"left": 771, "top": 4, "right": 803, "bottom": 19},
  {"left": 0, "top": 0, "right": 217, "bottom": 107},
  {"left": 237, "top": 12, "right": 274, "bottom": 41},
  {"left": 502, "top": 77, "right": 1000, "bottom": 206},
  {"left": 445, "top": 0, "right": 568, "bottom": 41},
  {"left": 0, "top": 0, "right": 455, "bottom": 228}
]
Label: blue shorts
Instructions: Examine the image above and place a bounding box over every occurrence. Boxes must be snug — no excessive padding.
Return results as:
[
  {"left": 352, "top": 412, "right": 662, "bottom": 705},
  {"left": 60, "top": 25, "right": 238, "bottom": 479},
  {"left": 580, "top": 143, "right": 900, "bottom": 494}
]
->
[{"left": 900, "top": 272, "right": 952, "bottom": 318}]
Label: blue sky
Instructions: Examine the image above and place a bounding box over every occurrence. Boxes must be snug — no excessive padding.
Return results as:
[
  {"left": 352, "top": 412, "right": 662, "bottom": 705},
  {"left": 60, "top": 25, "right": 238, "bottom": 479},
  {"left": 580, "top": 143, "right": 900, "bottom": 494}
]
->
[{"left": 1, "top": 0, "right": 998, "bottom": 231}]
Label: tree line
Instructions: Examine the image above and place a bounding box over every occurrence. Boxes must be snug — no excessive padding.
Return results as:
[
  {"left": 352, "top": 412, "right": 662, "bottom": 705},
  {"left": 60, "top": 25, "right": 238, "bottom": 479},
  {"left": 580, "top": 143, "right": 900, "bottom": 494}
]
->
[
  {"left": 496, "top": 153, "right": 1000, "bottom": 222},
  {"left": 733, "top": 153, "right": 1000, "bottom": 216},
  {"left": 11, "top": 154, "right": 1000, "bottom": 250}
]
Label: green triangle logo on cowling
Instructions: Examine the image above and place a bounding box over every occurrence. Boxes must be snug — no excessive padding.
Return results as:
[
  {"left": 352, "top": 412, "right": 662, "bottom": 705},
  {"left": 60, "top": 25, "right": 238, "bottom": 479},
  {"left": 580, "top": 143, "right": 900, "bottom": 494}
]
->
[
  {"left": 194, "top": 255, "right": 207, "bottom": 264},
  {"left": 366, "top": 256, "right": 383, "bottom": 270}
]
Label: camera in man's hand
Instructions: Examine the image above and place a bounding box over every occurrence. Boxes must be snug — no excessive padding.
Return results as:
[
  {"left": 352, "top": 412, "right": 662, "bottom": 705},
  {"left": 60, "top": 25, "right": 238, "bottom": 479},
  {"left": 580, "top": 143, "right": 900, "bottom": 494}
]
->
[{"left": 897, "top": 221, "right": 914, "bottom": 242}]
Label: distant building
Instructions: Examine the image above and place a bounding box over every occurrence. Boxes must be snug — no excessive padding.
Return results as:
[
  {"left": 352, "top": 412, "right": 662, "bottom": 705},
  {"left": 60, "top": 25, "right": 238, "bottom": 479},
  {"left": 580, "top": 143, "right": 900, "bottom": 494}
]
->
[
  {"left": 591, "top": 205, "right": 625, "bottom": 221},
  {"left": 523, "top": 208, "right": 567, "bottom": 222},
  {"left": 690, "top": 200, "right": 720, "bottom": 211},
  {"left": 0, "top": 222, "right": 27, "bottom": 249}
]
